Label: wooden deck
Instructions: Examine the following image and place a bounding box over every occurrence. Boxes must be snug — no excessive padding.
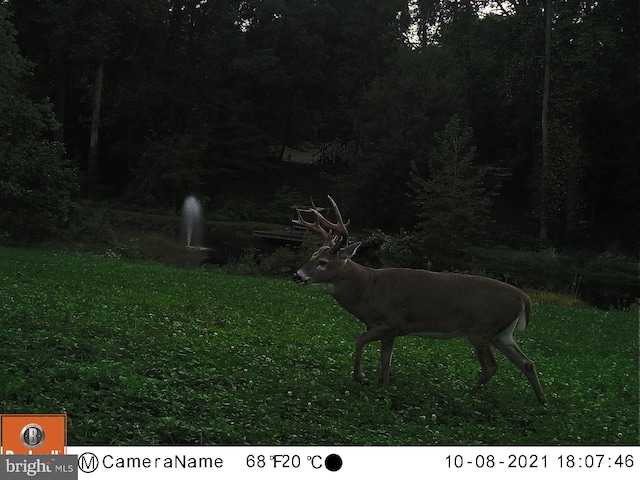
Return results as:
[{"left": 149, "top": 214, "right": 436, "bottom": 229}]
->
[
  {"left": 252, "top": 229, "right": 304, "bottom": 243},
  {"left": 186, "top": 245, "right": 213, "bottom": 251},
  {"left": 253, "top": 229, "right": 359, "bottom": 246}
]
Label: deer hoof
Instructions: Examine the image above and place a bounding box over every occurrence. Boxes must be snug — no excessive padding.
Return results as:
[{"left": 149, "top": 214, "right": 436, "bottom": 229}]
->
[{"left": 473, "top": 382, "right": 486, "bottom": 390}]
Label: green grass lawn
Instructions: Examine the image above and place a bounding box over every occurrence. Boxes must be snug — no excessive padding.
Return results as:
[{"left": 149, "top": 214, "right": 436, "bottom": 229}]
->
[{"left": 0, "top": 246, "right": 637, "bottom": 445}]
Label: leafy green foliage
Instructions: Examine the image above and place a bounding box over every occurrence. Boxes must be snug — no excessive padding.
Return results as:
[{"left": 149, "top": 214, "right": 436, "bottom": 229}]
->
[
  {"left": 331, "top": 48, "right": 466, "bottom": 231},
  {"left": 1, "top": 247, "right": 637, "bottom": 445},
  {"left": 0, "top": 6, "right": 77, "bottom": 242},
  {"left": 124, "top": 132, "right": 208, "bottom": 209}
]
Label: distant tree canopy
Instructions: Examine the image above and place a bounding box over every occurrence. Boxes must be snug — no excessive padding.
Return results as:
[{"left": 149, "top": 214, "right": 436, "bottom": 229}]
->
[{"left": 3, "top": 0, "right": 638, "bottom": 251}]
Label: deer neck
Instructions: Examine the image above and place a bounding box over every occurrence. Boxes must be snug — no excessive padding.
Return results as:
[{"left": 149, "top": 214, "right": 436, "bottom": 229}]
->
[{"left": 326, "top": 259, "right": 373, "bottom": 307}]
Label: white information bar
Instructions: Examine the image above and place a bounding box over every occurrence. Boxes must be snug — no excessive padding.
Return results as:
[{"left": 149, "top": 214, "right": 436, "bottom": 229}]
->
[{"left": 67, "top": 446, "right": 639, "bottom": 480}]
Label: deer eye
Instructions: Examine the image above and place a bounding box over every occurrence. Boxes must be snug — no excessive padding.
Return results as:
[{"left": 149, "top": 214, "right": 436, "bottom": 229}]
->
[{"left": 317, "top": 259, "right": 328, "bottom": 268}]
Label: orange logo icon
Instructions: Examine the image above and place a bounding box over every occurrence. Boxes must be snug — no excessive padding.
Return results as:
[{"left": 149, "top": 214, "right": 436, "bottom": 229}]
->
[{"left": 1, "top": 414, "right": 67, "bottom": 454}]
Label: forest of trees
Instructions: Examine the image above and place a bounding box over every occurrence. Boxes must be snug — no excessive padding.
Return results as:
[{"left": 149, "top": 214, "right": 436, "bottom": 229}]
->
[{"left": 1, "top": 0, "right": 638, "bottom": 254}]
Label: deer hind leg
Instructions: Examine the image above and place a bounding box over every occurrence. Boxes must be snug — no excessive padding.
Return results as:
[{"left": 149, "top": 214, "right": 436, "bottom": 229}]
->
[
  {"left": 468, "top": 337, "right": 499, "bottom": 389},
  {"left": 492, "top": 332, "right": 547, "bottom": 405}
]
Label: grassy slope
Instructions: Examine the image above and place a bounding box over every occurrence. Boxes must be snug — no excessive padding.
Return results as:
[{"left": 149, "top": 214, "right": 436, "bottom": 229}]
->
[{"left": 0, "top": 247, "right": 637, "bottom": 445}]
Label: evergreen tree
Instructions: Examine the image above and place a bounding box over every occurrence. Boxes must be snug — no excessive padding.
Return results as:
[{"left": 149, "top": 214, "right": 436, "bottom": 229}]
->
[{"left": 409, "top": 115, "right": 493, "bottom": 253}]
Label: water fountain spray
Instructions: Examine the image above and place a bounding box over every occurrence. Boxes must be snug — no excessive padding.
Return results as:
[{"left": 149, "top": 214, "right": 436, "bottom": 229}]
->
[{"left": 182, "top": 196, "right": 204, "bottom": 249}]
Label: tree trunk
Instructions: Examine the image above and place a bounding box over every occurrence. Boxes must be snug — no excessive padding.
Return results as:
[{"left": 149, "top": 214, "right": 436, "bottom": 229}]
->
[
  {"left": 87, "top": 59, "right": 104, "bottom": 197},
  {"left": 539, "top": 0, "right": 552, "bottom": 240},
  {"left": 54, "top": 53, "right": 68, "bottom": 154}
]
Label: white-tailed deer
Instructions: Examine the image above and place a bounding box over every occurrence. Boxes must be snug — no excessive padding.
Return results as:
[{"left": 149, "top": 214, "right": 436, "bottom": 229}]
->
[{"left": 292, "top": 196, "right": 546, "bottom": 404}]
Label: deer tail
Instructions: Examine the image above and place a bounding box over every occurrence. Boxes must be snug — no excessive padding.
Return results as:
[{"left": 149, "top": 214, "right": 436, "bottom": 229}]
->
[{"left": 516, "top": 292, "right": 532, "bottom": 332}]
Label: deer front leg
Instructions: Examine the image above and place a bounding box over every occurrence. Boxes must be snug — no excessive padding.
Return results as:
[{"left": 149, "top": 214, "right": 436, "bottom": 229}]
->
[
  {"left": 380, "top": 336, "right": 396, "bottom": 386},
  {"left": 354, "top": 326, "right": 396, "bottom": 385}
]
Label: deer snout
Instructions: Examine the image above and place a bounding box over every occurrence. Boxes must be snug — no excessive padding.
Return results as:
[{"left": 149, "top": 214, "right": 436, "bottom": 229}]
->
[{"left": 293, "top": 270, "right": 309, "bottom": 284}]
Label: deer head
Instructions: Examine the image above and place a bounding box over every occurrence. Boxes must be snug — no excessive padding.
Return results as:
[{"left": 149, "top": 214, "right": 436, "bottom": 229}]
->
[{"left": 292, "top": 196, "right": 361, "bottom": 285}]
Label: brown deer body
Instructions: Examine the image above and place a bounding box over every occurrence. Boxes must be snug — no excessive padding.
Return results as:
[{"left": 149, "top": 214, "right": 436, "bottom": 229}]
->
[{"left": 292, "top": 196, "right": 547, "bottom": 404}]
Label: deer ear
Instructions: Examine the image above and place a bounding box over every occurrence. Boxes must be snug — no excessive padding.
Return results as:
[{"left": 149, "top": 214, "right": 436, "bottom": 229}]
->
[{"left": 339, "top": 241, "right": 361, "bottom": 260}]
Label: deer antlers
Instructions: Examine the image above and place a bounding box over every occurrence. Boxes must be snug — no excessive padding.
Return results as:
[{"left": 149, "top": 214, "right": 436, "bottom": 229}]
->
[{"left": 293, "top": 195, "right": 350, "bottom": 251}]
